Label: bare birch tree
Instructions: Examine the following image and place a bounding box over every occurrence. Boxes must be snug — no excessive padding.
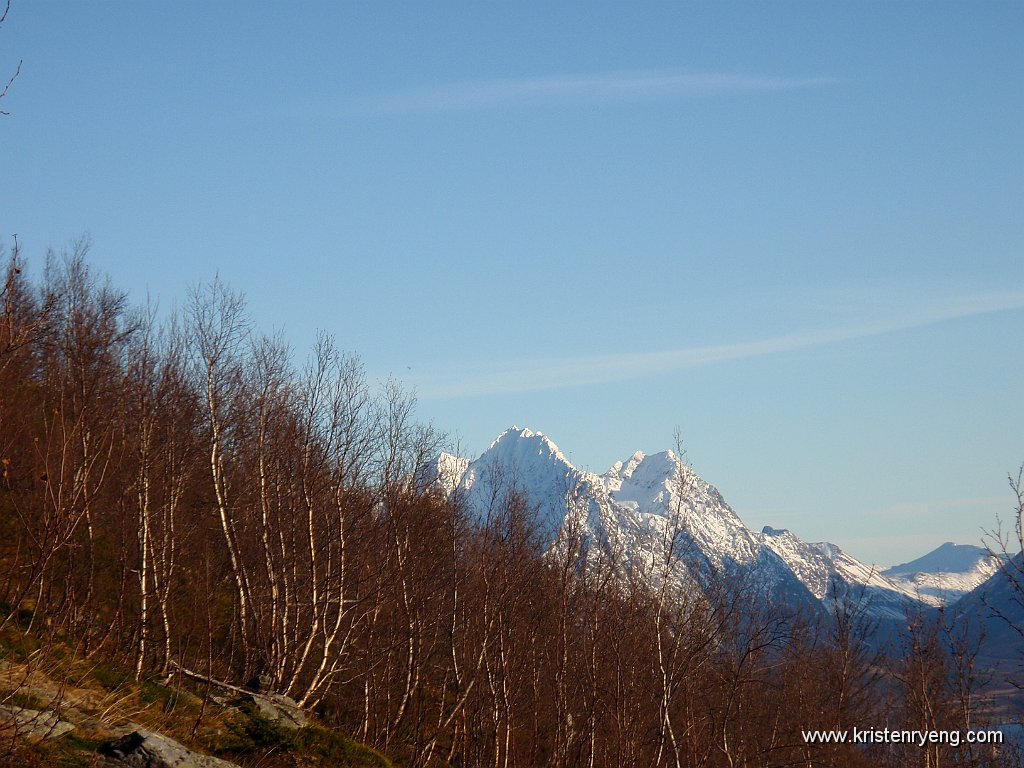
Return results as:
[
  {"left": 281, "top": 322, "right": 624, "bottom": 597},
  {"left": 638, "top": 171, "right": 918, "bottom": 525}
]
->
[{"left": 187, "top": 277, "right": 254, "bottom": 671}]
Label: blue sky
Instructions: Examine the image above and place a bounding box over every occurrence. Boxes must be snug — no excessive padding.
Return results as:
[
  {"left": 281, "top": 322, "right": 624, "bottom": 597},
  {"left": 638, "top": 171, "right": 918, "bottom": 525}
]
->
[{"left": 2, "top": 2, "right": 1022, "bottom": 565}]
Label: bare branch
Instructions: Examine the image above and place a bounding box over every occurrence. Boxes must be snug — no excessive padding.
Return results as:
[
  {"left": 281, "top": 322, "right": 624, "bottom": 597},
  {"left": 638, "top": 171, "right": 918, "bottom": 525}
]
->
[{"left": 0, "top": 1, "right": 21, "bottom": 116}]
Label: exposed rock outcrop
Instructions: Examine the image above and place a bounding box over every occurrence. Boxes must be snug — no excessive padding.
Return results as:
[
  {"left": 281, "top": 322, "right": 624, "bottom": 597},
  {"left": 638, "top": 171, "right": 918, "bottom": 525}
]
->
[
  {"left": 0, "top": 704, "right": 75, "bottom": 740},
  {"left": 103, "top": 728, "right": 241, "bottom": 768},
  {"left": 240, "top": 692, "right": 308, "bottom": 731}
]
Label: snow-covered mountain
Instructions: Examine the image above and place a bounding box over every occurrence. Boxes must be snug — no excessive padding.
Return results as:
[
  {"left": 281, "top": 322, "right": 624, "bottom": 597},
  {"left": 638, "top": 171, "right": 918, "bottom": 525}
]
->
[
  {"left": 424, "top": 427, "right": 928, "bottom": 619},
  {"left": 883, "top": 543, "right": 1002, "bottom": 604}
]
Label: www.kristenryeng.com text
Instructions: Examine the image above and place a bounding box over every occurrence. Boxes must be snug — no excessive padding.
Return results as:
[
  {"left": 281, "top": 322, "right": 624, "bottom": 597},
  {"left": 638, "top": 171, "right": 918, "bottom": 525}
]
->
[{"left": 802, "top": 727, "right": 1004, "bottom": 749}]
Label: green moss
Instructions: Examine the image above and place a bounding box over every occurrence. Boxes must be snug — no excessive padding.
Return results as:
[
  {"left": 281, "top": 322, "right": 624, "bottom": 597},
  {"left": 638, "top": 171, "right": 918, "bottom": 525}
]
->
[
  {"left": 138, "top": 678, "right": 187, "bottom": 711},
  {"left": 4, "top": 690, "right": 49, "bottom": 711},
  {"left": 215, "top": 702, "right": 296, "bottom": 755},
  {"left": 212, "top": 707, "right": 394, "bottom": 767},
  {"left": 294, "top": 724, "right": 396, "bottom": 767},
  {"left": 87, "top": 661, "right": 131, "bottom": 692},
  {"left": 0, "top": 627, "right": 40, "bottom": 660},
  {"left": 2, "top": 735, "right": 102, "bottom": 768}
]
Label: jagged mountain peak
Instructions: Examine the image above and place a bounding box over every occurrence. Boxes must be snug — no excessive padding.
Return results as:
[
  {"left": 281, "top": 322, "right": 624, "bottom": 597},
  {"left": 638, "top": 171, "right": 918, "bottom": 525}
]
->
[
  {"left": 485, "top": 426, "right": 573, "bottom": 469},
  {"left": 607, "top": 450, "right": 647, "bottom": 481},
  {"left": 451, "top": 427, "right": 597, "bottom": 537},
  {"left": 626, "top": 450, "right": 682, "bottom": 482},
  {"left": 431, "top": 429, "right": 810, "bottom": 608},
  {"left": 425, "top": 428, "right": 983, "bottom": 619}
]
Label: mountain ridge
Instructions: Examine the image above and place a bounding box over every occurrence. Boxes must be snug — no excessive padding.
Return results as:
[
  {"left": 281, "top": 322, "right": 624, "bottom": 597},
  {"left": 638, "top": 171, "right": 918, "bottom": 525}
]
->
[{"left": 425, "top": 426, "right": 974, "bottom": 620}]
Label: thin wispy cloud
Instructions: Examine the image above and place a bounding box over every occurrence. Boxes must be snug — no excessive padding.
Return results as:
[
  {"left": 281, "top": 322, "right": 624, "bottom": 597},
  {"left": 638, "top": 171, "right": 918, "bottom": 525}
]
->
[
  {"left": 354, "top": 69, "right": 836, "bottom": 114},
  {"left": 412, "top": 289, "right": 1024, "bottom": 399}
]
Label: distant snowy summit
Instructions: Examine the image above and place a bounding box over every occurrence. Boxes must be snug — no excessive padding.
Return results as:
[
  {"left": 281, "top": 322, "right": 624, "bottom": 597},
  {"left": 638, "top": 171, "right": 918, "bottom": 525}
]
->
[
  {"left": 883, "top": 542, "right": 1001, "bottom": 603},
  {"left": 421, "top": 427, "right": 991, "bottom": 620}
]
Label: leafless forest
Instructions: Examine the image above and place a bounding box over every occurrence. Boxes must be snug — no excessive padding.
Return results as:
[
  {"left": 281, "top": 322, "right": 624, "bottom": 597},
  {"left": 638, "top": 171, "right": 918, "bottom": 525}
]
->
[{"left": 1, "top": 245, "right": 1020, "bottom": 767}]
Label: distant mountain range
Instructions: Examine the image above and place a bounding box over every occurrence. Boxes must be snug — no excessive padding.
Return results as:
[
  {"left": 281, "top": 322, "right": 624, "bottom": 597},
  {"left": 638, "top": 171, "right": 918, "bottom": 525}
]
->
[{"left": 422, "top": 427, "right": 1012, "bottom": 626}]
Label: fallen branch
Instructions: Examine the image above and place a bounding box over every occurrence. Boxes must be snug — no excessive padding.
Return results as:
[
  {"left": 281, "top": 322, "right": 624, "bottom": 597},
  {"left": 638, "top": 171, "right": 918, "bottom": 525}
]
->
[{"left": 167, "top": 661, "right": 251, "bottom": 697}]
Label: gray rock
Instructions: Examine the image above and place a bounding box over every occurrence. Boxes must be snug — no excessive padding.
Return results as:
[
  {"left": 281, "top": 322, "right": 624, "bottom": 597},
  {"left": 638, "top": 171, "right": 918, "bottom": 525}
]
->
[
  {"left": 0, "top": 704, "right": 75, "bottom": 740},
  {"left": 244, "top": 693, "right": 307, "bottom": 731},
  {"left": 103, "top": 729, "right": 240, "bottom": 768}
]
